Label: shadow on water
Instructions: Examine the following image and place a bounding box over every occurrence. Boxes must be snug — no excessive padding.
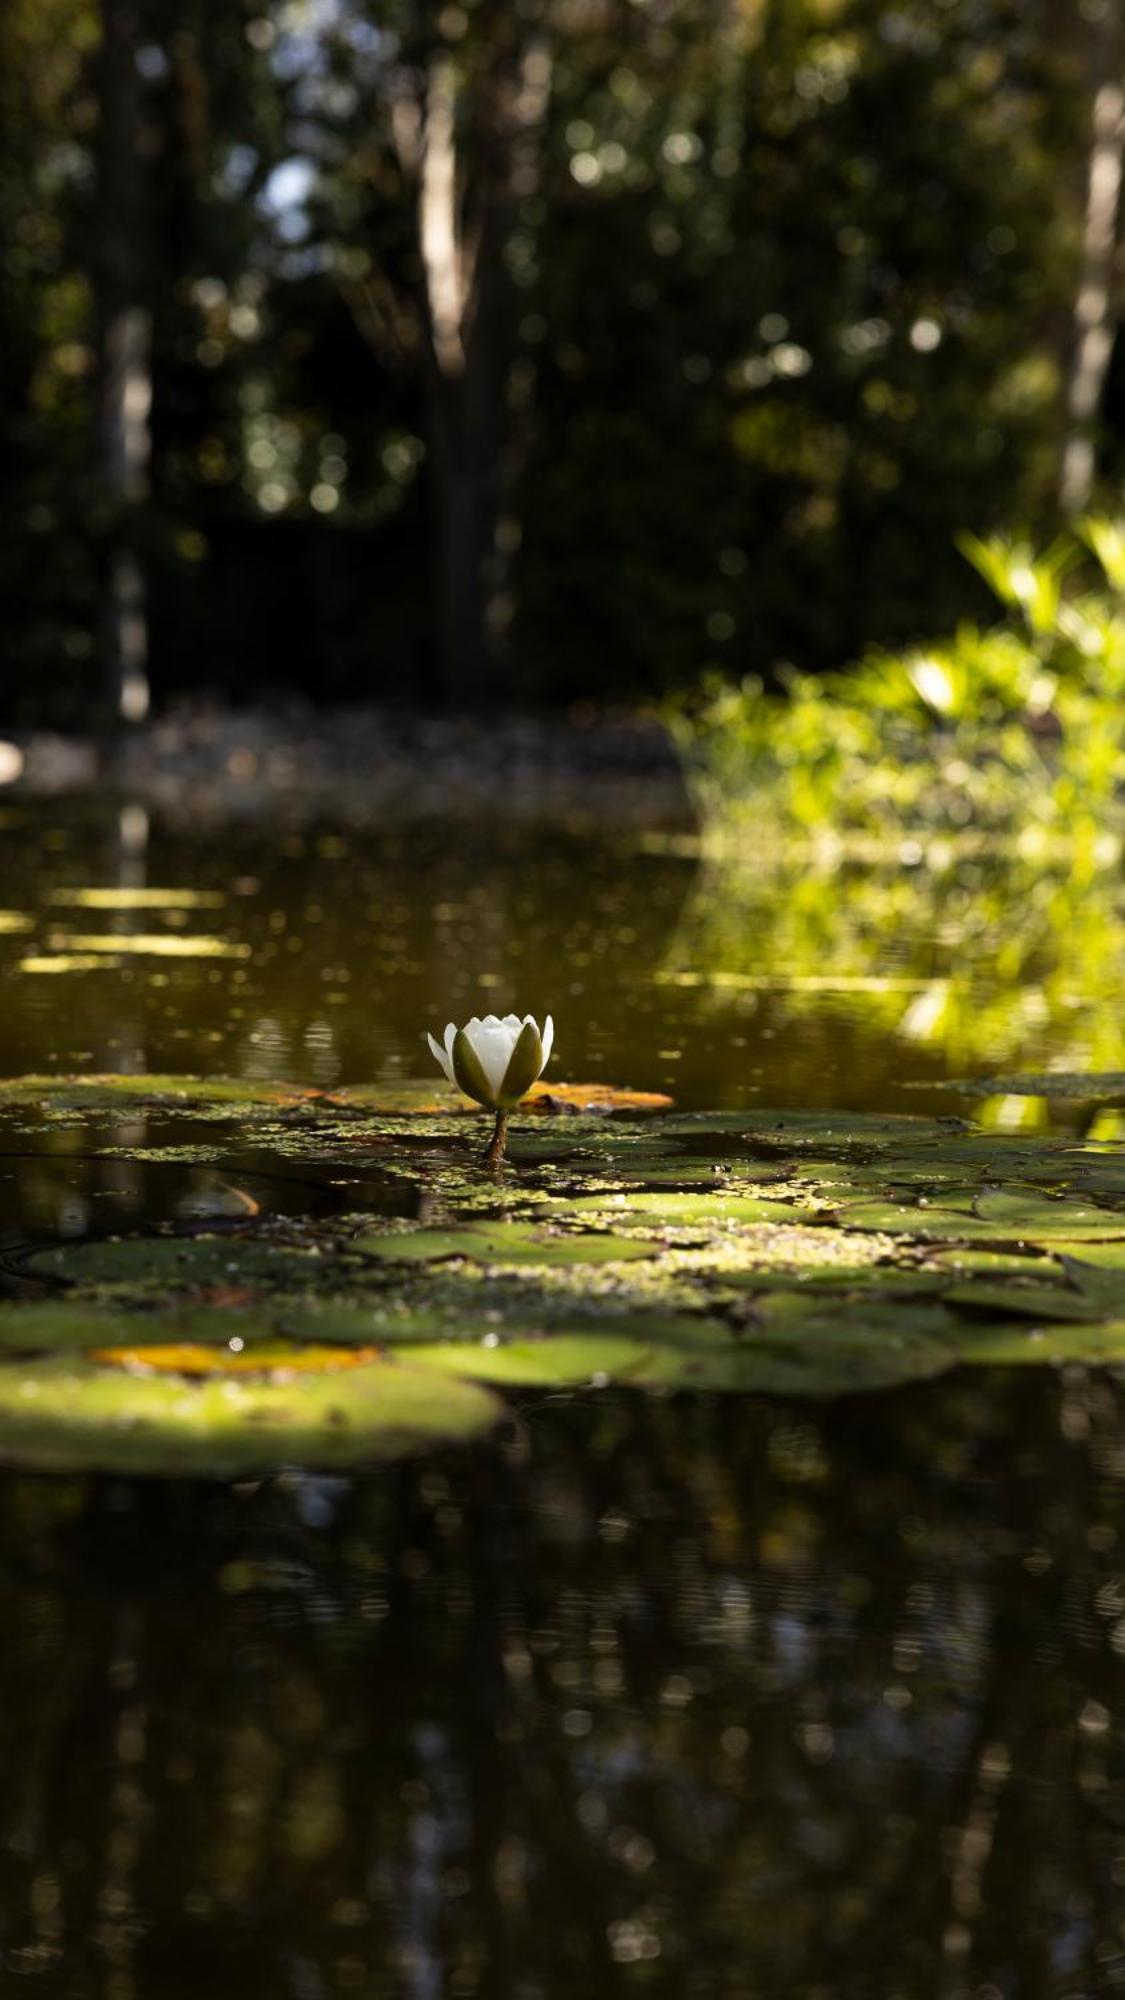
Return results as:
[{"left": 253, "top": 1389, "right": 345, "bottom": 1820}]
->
[{"left": 0, "top": 1369, "right": 1121, "bottom": 1997}]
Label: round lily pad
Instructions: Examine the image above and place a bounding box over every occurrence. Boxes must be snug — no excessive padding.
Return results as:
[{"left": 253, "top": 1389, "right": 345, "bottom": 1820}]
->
[
  {"left": 951, "top": 1320, "right": 1125, "bottom": 1366},
  {"left": 973, "top": 1189, "right": 1125, "bottom": 1239},
  {"left": 542, "top": 1191, "right": 801, "bottom": 1227},
  {"left": 26, "top": 1235, "right": 347, "bottom": 1292},
  {"left": 0, "top": 1075, "right": 318, "bottom": 1117},
  {"left": 403, "top": 1300, "right": 952, "bottom": 1396},
  {"left": 941, "top": 1071, "right": 1125, "bottom": 1102},
  {"left": 834, "top": 1201, "right": 996, "bottom": 1240},
  {"left": 353, "top": 1222, "right": 657, "bottom": 1266},
  {"left": 943, "top": 1282, "right": 1103, "bottom": 1323},
  {"left": 0, "top": 1353, "right": 501, "bottom": 1475},
  {"left": 325, "top": 1079, "right": 674, "bottom": 1117},
  {"left": 0, "top": 1302, "right": 285, "bottom": 1352},
  {"left": 0, "top": 1091, "right": 1124, "bottom": 1478}
]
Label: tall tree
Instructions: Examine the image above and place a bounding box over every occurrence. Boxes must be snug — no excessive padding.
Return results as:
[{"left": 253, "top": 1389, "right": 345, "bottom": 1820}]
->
[
  {"left": 1057, "top": 0, "right": 1125, "bottom": 514},
  {"left": 382, "top": 9, "right": 553, "bottom": 699},
  {"left": 93, "top": 0, "right": 152, "bottom": 727}
]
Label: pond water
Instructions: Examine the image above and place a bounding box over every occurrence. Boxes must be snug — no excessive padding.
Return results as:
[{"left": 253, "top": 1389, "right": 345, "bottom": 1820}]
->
[{"left": 0, "top": 797, "right": 1122, "bottom": 1996}]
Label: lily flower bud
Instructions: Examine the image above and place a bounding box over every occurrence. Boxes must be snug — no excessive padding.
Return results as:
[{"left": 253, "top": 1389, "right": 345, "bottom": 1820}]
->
[{"left": 427, "top": 1013, "right": 554, "bottom": 1111}]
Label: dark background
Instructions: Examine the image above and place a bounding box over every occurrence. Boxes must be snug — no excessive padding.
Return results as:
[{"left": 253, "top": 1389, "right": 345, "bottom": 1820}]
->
[{"left": 1, "top": 0, "right": 1122, "bottom": 723}]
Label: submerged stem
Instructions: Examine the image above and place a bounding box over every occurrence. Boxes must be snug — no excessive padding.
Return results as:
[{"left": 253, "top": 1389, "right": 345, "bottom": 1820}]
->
[{"left": 485, "top": 1107, "right": 509, "bottom": 1170}]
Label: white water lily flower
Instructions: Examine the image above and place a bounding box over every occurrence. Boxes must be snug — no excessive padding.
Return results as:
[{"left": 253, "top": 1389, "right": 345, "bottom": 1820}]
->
[{"left": 427, "top": 1012, "right": 554, "bottom": 1111}]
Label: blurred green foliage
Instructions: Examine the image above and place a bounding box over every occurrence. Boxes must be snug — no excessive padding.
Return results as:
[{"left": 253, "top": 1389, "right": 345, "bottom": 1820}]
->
[
  {"left": 0, "top": 0, "right": 1095, "bottom": 712},
  {"left": 671, "top": 518, "right": 1125, "bottom": 1087},
  {"left": 678, "top": 517, "right": 1125, "bottom": 868}
]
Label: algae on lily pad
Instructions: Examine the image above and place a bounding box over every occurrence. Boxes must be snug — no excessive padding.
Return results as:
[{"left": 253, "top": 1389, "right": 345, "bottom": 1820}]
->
[
  {"left": 353, "top": 1220, "right": 658, "bottom": 1265},
  {"left": 3, "top": 1089, "right": 1125, "bottom": 1476}
]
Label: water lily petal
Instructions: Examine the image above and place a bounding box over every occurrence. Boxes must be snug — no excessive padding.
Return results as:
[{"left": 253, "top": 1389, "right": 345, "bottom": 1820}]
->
[
  {"left": 465, "top": 1017, "right": 518, "bottom": 1098},
  {"left": 427, "top": 1032, "right": 455, "bottom": 1086},
  {"left": 428, "top": 1008, "right": 554, "bottom": 1108},
  {"left": 540, "top": 1014, "right": 554, "bottom": 1065},
  {"left": 498, "top": 1020, "right": 544, "bottom": 1105},
  {"left": 453, "top": 1027, "right": 499, "bottom": 1108}
]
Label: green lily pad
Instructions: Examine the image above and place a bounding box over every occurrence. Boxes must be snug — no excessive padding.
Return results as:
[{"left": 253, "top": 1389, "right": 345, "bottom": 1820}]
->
[
  {"left": 943, "top": 1282, "right": 1103, "bottom": 1322},
  {"left": 26, "top": 1234, "right": 347, "bottom": 1291},
  {"left": 944, "top": 1072, "right": 1125, "bottom": 1102},
  {"left": 0, "top": 1301, "right": 284, "bottom": 1351},
  {"left": 353, "top": 1222, "right": 657, "bottom": 1266},
  {"left": 325, "top": 1079, "right": 674, "bottom": 1117},
  {"left": 0, "top": 1074, "right": 319, "bottom": 1118},
  {"left": 952, "top": 1320, "right": 1125, "bottom": 1365},
  {"left": 715, "top": 1263, "right": 938, "bottom": 1295},
  {"left": 541, "top": 1191, "right": 801, "bottom": 1226},
  {"left": 0, "top": 1352, "right": 501, "bottom": 1475},
  {"left": 1056, "top": 1240, "right": 1125, "bottom": 1277},
  {"left": 973, "top": 1189, "right": 1125, "bottom": 1239},
  {"left": 402, "top": 1298, "right": 951, "bottom": 1395},
  {"left": 927, "top": 1248, "right": 1066, "bottom": 1281},
  {"left": 3, "top": 1094, "right": 1125, "bottom": 1479},
  {"left": 837, "top": 1186, "right": 1125, "bottom": 1243},
  {"left": 836, "top": 1201, "right": 998, "bottom": 1239}
]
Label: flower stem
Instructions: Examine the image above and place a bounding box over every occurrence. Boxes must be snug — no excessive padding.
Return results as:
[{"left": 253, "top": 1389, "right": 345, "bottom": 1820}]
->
[{"left": 485, "top": 1107, "right": 509, "bottom": 1171}]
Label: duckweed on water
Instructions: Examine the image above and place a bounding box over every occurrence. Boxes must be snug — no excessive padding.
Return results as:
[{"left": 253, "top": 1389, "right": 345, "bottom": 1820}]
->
[{"left": 3, "top": 1075, "right": 1125, "bottom": 1473}]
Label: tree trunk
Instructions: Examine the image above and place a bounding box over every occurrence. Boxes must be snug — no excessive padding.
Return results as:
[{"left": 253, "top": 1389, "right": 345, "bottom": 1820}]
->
[
  {"left": 414, "top": 38, "right": 550, "bottom": 705},
  {"left": 93, "top": 0, "right": 152, "bottom": 729},
  {"left": 426, "top": 253, "right": 504, "bottom": 706},
  {"left": 1058, "top": 3, "right": 1125, "bottom": 514}
]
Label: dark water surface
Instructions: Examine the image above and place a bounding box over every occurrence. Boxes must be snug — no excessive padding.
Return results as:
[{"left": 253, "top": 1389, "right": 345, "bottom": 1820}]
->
[
  {"left": 0, "top": 799, "right": 1122, "bottom": 1997},
  {"left": 1, "top": 797, "right": 1103, "bottom": 1121}
]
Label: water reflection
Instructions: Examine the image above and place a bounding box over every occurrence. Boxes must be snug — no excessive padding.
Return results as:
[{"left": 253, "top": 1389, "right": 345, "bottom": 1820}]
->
[
  {"left": 0, "top": 1142, "right": 378, "bottom": 1262},
  {"left": 2, "top": 798, "right": 1125, "bottom": 1991},
  {"left": 0, "top": 1371, "right": 1121, "bottom": 1995},
  {"left": 5, "top": 800, "right": 1125, "bottom": 1114}
]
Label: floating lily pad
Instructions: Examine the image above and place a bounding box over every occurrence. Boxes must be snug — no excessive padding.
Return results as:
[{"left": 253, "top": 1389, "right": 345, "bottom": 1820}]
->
[
  {"left": 0, "top": 1074, "right": 319, "bottom": 1118},
  {"left": 0, "top": 1301, "right": 283, "bottom": 1351},
  {"left": 0, "top": 1353, "right": 501, "bottom": 1475},
  {"left": 928, "top": 1249, "right": 1065, "bottom": 1281},
  {"left": 952, "top": 1320, "right": 1125, "bottom": 1365},
  {"left": 26, "top": 1234, "right": 346, "bottom": 1292},
  {"left": 3, "top": 1094, "right": 1125, "bottom": 1476},
  {"left": 520, "top": 1081, "right": 674, "bottom": 1114},
  {"left": 715, "top": 1264, "right": 939, "bottom": 1295},
  {"left": 326, "top": 1079, "right": 674, "bottom": 1117},
  {"left": 835, "top": 1200, "right": 997, "bottom": 1239},
  {"left": 353, "top": 1222, "right": 658, "bottom": 1266},
  {"left": 941, "top": 1072, "right": 1125, "bottom": 1101},
  {"left": 1057, "top": 1240, "right": 1125, "bottom": 1274},
  {"left": 943, "top": 1282, "right": 1103, "bottom": 1322},
  {"left": 973, "top": 1189, "right": 1125, "bottom": 1239},
  {"left": 542, "top": 1191, "right": 801, "bottom": 1226},
  {"left": 404, "top": 1297, "right": 953, "bottom": 1395},
  {"left": 86, "top": 1340, "right": 383, "bottom": 1374},
  {"left": 278, "top": 1300, "right": 463, "bottom": 1344}
]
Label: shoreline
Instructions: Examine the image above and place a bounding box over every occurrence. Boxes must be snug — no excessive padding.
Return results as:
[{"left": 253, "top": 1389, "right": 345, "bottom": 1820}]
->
[{"left": 0, "top": 699, "right": 693, "bottom": 829}]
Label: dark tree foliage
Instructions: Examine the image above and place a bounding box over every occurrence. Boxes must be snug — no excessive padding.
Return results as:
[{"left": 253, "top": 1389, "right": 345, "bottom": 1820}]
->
[{"left": 0, "top": 0, "right": 1094, "bottom": 717}]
